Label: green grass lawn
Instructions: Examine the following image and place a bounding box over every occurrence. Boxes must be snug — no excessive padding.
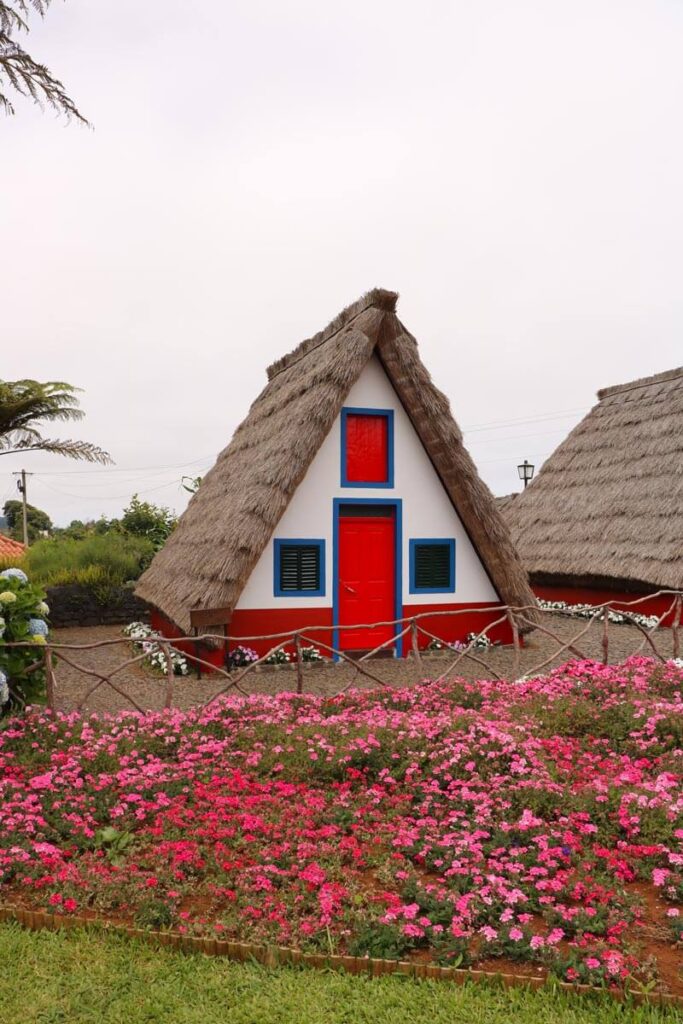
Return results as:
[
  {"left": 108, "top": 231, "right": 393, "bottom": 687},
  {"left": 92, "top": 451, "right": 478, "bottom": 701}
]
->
[{"left": 0, "top": 924, "right": 679, "bottom": 1024}]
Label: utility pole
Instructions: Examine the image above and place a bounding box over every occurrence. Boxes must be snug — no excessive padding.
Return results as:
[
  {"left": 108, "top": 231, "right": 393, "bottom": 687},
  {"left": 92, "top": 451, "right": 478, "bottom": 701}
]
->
[{"left": 13, "top": 470, "right": 31, "bottom": 546}]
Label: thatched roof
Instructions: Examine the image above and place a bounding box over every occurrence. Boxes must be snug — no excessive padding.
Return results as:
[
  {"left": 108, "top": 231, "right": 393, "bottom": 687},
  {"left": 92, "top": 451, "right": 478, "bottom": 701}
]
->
[
  {"left": 137, "top": 289, "right": 535, "bottom": 632},
  {"left": 495, "top": 494, "right": 519, "bottom": 514},
  {"left": 505, "top": 366, "right": 683, "bottom": 591}
]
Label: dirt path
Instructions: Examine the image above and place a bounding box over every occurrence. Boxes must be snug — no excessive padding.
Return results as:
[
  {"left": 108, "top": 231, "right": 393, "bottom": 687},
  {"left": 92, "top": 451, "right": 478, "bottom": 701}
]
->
[{"left": 48, "top": 614, "right": 680, "bottom": 715}]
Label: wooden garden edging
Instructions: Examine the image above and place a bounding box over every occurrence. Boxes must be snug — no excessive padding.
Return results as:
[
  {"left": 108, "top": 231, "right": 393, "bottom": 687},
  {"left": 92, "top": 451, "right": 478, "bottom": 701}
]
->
[{"left": 0, "top": 904, "right": 680, "bottom": 1009}]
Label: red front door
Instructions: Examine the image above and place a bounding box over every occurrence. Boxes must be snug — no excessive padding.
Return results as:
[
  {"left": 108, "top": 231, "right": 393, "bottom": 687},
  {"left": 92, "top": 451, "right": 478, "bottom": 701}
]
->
[{"left": 338, "top": 509, "right": 396, "bottom": 652}]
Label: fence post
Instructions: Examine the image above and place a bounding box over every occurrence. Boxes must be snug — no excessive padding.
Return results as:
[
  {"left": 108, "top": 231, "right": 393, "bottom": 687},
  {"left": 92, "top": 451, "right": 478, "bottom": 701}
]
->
[
  {"left": 602, "top": 608, "right": 609, "bottom": 665},
  {"left": 294, "top": 634, "right": 304, "bottom": 695},
  {"left": 43, "top": 645, "right": 56, "bottom": 712},
  {"left": 410, "top": 619, "right": 421, "bottom": 664},
  {"left": 507, "top": 609, "right": 521, "bottom": 680},
  {"left": 673, "top": 595, "right": 682, "bottom": 660},
  {"left": 162, "top": 642, "right": 175, "bottom": 710}
]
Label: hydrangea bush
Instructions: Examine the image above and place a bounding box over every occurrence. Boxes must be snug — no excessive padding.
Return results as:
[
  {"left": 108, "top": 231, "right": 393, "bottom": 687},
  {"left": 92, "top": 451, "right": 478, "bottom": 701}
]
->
[
  {"left": 0, "top": 568, "right": 49, "bottom": 713},
  {"left": 0, "top": 655, "right": 680, "bottom": 993}
]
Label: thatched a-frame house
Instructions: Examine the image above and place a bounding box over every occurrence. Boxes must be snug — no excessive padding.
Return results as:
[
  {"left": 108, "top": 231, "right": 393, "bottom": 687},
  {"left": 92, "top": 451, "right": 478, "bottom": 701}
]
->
[
  {"left": 137, "top": 289, "right": 534, "bottom": 659},
  {"left": 505, "top": 366, "right": 683, "bottom": 618}
]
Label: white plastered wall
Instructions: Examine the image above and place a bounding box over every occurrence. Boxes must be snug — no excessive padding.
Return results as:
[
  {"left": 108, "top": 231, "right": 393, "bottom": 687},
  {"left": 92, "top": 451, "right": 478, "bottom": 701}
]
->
[{"left": 235, "top": 356, "right": 499, "bottom": 610}]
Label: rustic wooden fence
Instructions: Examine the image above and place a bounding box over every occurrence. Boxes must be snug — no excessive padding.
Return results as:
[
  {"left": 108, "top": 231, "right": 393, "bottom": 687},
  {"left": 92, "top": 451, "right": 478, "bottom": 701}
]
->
[{"left": 6, "top": 591, "right": 683, "bottom": 714}]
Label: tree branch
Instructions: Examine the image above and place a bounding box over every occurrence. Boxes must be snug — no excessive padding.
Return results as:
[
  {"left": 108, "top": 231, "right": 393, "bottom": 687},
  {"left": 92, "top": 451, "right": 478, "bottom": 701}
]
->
[
  {"left": 0, "top": 437, "right": 112, "bottom": 463},
  {"left": 0, "top": 1, "right": 89, "bottom": 123}
]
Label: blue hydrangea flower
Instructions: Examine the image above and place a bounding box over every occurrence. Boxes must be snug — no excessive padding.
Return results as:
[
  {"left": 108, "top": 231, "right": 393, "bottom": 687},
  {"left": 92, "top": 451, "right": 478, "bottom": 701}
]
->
[
  {"left": 0, "top": 568, "right": 28, "bottom": 584},
  {"left": 0, "top": 669, "right": 8, "bottom": 706},
  {"left": 28, "top": 618, "right": 49, "bottom": 637}
]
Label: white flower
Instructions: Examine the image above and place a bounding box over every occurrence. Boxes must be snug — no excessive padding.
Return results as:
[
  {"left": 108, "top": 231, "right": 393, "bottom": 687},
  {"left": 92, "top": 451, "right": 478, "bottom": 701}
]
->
[
  {"left": 0, "top": 669, "right": 9, "bottom": 706},
  {"left": 0, "top": 591, "right": 16, "bottom": 605},
  {"left": 0, "top": 568, "right": 28, "bottom": 584},
  {"left": 37, "top": 601, "right": 50, "bottom": 616}
]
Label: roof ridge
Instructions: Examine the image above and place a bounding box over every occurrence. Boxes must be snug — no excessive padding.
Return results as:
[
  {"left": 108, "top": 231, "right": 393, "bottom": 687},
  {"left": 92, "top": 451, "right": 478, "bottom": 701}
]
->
[
  {"left": 266, "top": 288, "right": 398, "bottom": 381},
  {"left": 598, "top": 366, "right": 683, "bottom": 400}
]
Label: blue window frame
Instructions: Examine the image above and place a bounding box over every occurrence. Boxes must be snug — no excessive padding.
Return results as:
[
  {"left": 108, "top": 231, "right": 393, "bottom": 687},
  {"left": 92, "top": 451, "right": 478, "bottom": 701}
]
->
[
  {"left": 273, "top": 539, "right": 325, "bottom": 597},
  {"left": 340, "top": 407, "right": 394, "bottom": 488},
  {"left": 409, "top": 539, "right": 456, "bottom": 594}
]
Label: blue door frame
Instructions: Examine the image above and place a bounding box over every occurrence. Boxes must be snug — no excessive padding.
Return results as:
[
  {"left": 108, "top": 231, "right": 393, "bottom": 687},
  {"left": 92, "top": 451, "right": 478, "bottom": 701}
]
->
[{"left": 332, "top": 497, "right": 403, "bottom": 658}]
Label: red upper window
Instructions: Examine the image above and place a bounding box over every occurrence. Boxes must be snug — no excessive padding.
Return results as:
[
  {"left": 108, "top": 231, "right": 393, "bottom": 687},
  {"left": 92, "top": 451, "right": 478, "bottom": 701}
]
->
[{"left": 343, "top": 411, "right": 391, "bottom": 485}]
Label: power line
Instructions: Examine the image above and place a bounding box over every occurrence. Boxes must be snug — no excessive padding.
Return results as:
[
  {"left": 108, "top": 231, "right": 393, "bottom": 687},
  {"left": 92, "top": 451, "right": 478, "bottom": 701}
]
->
[
  {"left": 477, "top": 450, "right": 552, "bottom": 465},
  {"left": 34, "top": 476, "right": 187, "bottom": 502},
  {"left": 466, "top": 426, "right": 573, "bottom": 447},
  {"left": 462, "top": 407, "right": 587, "bottom": 434},
  {"left": 32, "top": 456, "right": 214, "bottom": 477}
]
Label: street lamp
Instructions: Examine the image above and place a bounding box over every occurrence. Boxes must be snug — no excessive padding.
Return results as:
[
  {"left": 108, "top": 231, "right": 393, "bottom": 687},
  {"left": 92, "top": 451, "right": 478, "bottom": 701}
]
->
[{"left": 517, "top": 459, "right": 534, "bottom": 489}]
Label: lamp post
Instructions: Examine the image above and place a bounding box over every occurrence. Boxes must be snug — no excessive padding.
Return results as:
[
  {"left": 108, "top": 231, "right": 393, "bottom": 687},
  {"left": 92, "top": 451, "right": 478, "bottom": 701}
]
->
[{"left": 518, "top": 459, "right": 534, "bottom": 490}]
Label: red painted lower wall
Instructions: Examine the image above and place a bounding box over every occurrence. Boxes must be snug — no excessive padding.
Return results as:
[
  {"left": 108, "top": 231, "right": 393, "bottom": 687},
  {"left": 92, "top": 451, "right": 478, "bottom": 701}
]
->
[
  {"left": 149, "top": 611, "right": 227, "bottom": 670},
  {"left": 402, "top": 603, "right": 513, "bottom": 648},
  {"left": 229, "top": 608, "right": 334, "bottom": 659},
  {"left": 533, "top": 585, "right": 682, "bottom": 627},
  {"left": 151, "top": 603, "right": 512, "bottom": 670}
]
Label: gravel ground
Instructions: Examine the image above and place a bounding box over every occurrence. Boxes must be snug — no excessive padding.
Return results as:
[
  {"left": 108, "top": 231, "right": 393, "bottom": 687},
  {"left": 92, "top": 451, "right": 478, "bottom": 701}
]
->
[{"left": 48, "top": 613, "right": 680, "bottom": 715}]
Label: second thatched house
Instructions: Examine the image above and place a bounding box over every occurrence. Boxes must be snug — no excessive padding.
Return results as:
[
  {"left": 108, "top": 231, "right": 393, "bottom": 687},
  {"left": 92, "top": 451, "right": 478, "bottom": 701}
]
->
[
  {"left": 505, "top": 366, "right": 683, "bottom": 621},
  {"left": 137, "top": 289, "right": 535, "bottom": 662}
]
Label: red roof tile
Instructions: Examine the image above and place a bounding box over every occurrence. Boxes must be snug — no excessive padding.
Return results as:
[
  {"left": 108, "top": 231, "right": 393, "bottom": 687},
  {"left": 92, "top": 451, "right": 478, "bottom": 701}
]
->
[{"left": 0, "top": 534, "right": 26, "bottom": 560}]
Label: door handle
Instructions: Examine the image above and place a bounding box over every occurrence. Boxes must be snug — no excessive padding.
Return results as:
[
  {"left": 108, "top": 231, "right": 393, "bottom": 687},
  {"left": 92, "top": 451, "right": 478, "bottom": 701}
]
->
[{"left": 342, "top": 583, "right": 357, "bottom": 594}]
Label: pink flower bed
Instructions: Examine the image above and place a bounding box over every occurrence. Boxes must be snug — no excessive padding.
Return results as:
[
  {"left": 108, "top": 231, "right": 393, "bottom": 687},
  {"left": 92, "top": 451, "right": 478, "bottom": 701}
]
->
[{"left": 0, "top": 656, "right": 681, "bottom": 992}]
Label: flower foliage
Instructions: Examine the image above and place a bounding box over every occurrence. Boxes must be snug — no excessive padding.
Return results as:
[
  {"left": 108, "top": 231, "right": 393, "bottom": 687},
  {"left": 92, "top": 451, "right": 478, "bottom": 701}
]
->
[
  {"left": 537, "top": 599, "right": 660, "bottom": 630},
  {"left": 228, "top": 645, "right": 258, "bottom": 669},
  {"left": 0, "top": 568, "right": 48, "bottom": 712},
  {"left": 0, "top": 656, "right": 681, "bottom": 991},
  {"left": 122, "top": 622, "right": 188, "bottom": 676}
]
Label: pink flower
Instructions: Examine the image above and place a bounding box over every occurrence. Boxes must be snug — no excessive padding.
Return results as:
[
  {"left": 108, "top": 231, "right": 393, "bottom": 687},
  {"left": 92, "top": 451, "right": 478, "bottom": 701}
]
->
[
  {"left": 508, "top": 927, "right": 524, "bottom": 941},
  {"left": 299, "top": 862, "right": 326, "bottom": 887},
  {"left": 530, "top": 935, "right": 545, "bottom": 949},
  {"left": 585, "top": 957, "right": 601, "bottom": 970},
  {"left": 63, "top": 898, "right": 77, "bottom": 913}
]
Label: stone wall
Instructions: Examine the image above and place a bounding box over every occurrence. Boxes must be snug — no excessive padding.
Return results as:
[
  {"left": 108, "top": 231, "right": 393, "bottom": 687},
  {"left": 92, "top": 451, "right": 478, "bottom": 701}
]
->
[{"left": 46, "top": 583, "right": 150, "bottom": 629}]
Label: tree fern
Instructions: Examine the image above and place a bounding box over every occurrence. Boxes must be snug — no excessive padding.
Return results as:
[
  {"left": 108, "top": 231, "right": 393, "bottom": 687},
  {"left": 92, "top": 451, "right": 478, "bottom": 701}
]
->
[
  {"left": 0, "top": 1, "right": 88, "bottom": 122},
  {"left": 0, "top": 379, "right": 111, "bottom": 463}
]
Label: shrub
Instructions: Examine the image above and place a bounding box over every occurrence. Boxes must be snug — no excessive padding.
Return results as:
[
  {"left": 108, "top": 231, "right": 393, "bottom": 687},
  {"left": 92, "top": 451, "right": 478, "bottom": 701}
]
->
[
  {"left": 301, "top": 645, "right": 324, "bottom": 663},
  {"left": 264, "top": 648, "right": 291, "bottom": 665},
  {"left": 0, "top": 568, "right": 49, "bottom": 713},
  {"left": 123, "top": 622, "right": 188, "bottom": 676},
  {"left": 23, "top": 533, "right": 155, "bottom": 589},
  {"left": 228, "top": 645, "right": 258, "bottom": 669},
  {"left": 121, "top": 495, "right": 177, "bottom": 550}
]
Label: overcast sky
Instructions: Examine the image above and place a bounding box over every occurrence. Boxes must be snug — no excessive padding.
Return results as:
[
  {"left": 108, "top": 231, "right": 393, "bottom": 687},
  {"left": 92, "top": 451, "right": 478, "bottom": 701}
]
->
[{"left": 2, "top": 0, "right": 682, "bottom": 526}]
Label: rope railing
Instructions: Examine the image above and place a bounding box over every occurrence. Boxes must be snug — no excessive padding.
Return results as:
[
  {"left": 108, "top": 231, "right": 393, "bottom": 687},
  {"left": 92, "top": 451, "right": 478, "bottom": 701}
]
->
[{"left": 4, "top": 591, "right": 682, "bottom": 713}]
